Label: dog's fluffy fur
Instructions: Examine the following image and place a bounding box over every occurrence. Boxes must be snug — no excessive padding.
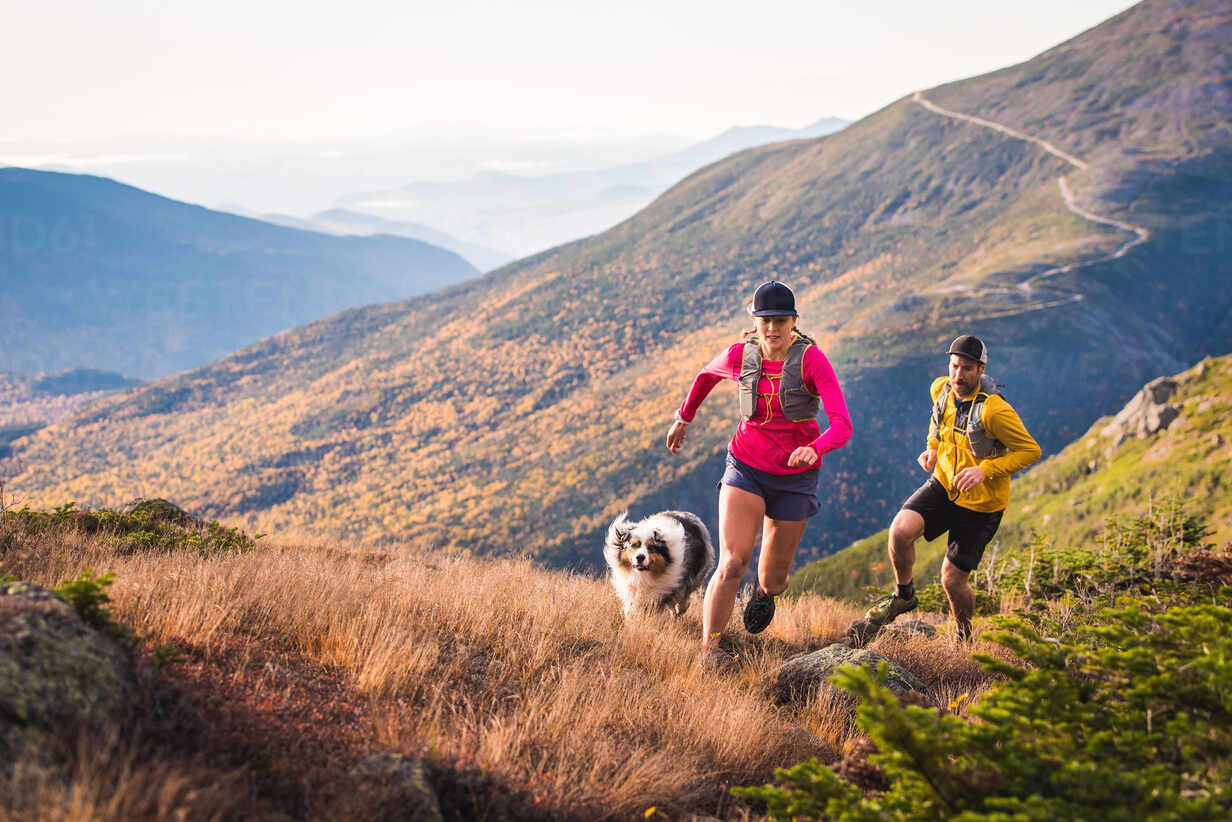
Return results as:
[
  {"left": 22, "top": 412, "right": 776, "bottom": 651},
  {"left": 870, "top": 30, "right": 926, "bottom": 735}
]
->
[{"left": 603, "top": 510, "right": 715, "bottom": 618}]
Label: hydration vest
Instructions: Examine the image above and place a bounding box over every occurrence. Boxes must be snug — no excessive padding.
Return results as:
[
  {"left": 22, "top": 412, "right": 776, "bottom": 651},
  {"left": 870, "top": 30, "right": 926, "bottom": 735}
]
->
[
  {"left": 738, "top": 335, "right": 821, "bottom": 422},
  {"left": 931, "top": 374, "right": 1006, "bottom": 459}
]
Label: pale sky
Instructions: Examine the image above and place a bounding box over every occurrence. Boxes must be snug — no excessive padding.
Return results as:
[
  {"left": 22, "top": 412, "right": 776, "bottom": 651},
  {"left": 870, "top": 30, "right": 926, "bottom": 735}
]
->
[{"left": 4, "top": 0, "right": 1139, "bottom": 143}]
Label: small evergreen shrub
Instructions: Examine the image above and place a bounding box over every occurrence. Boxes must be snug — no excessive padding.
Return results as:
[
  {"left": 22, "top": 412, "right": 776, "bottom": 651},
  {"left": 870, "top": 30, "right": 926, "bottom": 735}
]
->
[
  {"left": 735, "top": 598, "right": 1232, "bottom": 820},
  {"left": 911, "top": 499, "right": 1224, "bottom": 618},
  {"left": 1, "top": 498, "right": 258, "bottom": 556},
  {"left": 51, "top": 568, "right": 134, "bottom": 641},
  {"left": 53, "top": 569, "right": 116, "bottom": 630}
]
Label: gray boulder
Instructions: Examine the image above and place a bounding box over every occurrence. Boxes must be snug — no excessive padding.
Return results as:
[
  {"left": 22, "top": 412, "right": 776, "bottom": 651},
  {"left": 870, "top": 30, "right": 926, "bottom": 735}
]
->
[
  {"left": 844, "top": 617, "right": 938, "bottom": 647},
  {"left": 0, "top": 581, "right": 137, "bottom": 768},
  {"left": 345, "top": 752, "right": 442, "bottom": 822},
  {"left": 1101, "top": 377, "right": 1180, "bottom": 445},
  {"left": 845, "top": 619, "right": 880, "bottom": 648},
  {"left": 770, "top": 643, "right": 931, "bottom": 705}
]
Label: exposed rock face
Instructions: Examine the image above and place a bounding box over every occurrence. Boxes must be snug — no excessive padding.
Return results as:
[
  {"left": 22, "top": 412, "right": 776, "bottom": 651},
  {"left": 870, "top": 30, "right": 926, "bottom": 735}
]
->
[
  {"left": 845, "top": 619, "right": 880, "bottom": 648},
  {"left": 1101, "top": 377, "right": 1180, "bottom": 445},
  {"left": 345, "top": 752, "right": 443, "bottom": 822},
  {"left": 769, "top": 643, "right": 930, "bottom": 705},
  {"left": 846, "top": 618, "right": 939, "bottom": 647},
  {"left": 0, "top": 581, "right": 137, "bottom": 768}
]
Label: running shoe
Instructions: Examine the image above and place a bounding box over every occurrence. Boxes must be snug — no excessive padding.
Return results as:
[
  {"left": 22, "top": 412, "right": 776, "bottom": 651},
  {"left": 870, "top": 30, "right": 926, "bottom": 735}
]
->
[
  {"left": 863, "top": 592, "right": 918, "bottom": 634},
  {"left": 743, "top": 585, "right": 776, "bottom": 634}
]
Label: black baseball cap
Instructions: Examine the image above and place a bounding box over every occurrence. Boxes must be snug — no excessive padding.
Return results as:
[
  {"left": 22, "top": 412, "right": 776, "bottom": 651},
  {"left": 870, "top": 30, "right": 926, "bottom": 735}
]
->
[
  {"left": 750, "top": 281, "right": 797, "bottom": 317},
  {"left": 948, "top": 334, "right": 987, "bottom": 364}
]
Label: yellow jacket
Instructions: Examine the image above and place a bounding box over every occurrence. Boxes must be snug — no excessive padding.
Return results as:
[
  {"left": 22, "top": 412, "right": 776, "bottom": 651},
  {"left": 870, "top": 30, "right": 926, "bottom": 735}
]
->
[{"left": 926, "top": 376, "right": 1041, "bottom": 512}]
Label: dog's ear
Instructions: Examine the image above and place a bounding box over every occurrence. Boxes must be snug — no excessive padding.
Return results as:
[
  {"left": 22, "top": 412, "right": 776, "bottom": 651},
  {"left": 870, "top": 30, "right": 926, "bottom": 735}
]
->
[{"left": 606, "top": 511, "right": 631, "bottom": 543}]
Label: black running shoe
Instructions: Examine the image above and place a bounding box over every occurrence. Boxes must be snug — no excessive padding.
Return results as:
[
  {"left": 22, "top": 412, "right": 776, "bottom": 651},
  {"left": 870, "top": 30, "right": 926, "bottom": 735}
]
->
[{"left": 743, "top": 585, "right": 776, "bottom": 634}]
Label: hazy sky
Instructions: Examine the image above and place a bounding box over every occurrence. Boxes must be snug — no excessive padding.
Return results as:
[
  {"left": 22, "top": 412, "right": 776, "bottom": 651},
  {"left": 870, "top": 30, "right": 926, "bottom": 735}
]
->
[{"left": 5, "top": 0, "right": 1139, "bottom": 143}]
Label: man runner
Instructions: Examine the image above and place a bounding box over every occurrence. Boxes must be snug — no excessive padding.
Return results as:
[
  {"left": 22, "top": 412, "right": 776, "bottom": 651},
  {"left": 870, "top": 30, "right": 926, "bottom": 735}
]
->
[{"left": 865, "top": 335, "right": 1041, "bottom": 641}]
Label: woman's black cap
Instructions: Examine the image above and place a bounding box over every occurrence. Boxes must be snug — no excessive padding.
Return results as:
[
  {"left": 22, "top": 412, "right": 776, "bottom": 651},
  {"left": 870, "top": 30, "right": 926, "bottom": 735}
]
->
[
  {"left": 750, "top": 281, "right": 797, "bottom": 317},
  {"left": 948, "top": 334, "right": 988, "bottom": 364}
]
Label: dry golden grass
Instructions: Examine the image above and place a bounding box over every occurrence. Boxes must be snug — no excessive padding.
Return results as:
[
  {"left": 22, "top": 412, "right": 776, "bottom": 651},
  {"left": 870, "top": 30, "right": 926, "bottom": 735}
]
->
[
  {"left": 2, "top": 530, "right": 1009, "bottom": 820},
  {"left": 1, "top": 738, "right": 242, "bottom": 822}
]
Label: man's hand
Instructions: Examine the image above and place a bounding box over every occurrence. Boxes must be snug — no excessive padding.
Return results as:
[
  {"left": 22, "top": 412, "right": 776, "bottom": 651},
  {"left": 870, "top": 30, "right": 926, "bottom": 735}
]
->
[
  {"left": 954, "top": 465, "right": 987, "bottom": 493},
  {"left": 917, "top": 448, "right": 937, "bottom": 472},
  {"left": 788, "top": 446, "right": 819, "bottom": 467},
  {"left": 665, "top": 420, "right": 688, "bottom": 453}
]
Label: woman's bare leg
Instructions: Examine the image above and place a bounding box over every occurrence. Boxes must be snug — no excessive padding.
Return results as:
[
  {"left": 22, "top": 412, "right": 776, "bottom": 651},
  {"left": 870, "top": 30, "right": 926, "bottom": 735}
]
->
[
  {"left": 757, "top": 517, "right": 808, "bottom": 596},
  {"left": 701, "top": 484, "right": 764, "bottom": 650}
]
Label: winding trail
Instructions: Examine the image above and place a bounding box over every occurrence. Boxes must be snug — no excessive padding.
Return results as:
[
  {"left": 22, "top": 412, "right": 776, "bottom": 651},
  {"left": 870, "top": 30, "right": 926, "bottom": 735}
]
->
[{"left": 911, "top": 90, "right": 1150, "bottom": 312}]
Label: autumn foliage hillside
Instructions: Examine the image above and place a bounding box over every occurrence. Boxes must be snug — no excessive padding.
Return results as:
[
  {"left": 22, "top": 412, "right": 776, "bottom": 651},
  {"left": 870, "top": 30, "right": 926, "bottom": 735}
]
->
[{"left": 6, "top": 0, "right": 1232, "bottom": 566}]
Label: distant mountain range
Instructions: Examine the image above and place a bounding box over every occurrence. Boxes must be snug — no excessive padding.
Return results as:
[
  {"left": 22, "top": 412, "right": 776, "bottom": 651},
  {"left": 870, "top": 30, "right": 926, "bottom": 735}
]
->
[
  {"left": 8, "top": 0, "right": 1231, "bottom": 568},
  {"left": 334, "top": 117, "right": 851, "bottom": 258},
  {"left": 0, "top": 168, "right": 479, "bottom": 378},
  {"left": 244, "top": 208, "right": 512, "bottom": 273}
]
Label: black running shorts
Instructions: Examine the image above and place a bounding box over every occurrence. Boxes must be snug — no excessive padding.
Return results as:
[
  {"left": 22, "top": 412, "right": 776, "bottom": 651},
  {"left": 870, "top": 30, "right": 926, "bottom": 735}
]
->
[{"left": 901, "top": 478, "right": 1004, "bottom": 572}]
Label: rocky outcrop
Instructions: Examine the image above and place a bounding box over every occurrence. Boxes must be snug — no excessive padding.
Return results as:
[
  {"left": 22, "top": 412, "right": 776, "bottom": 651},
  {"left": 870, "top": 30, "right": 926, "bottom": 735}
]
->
[
  {"left": 1101, "top": 377, "right": 1180, "bottom": 445},
  {"left": 769, "top": 643, "right": 931, "bottom": 705},
  {"left": 0, "top": 581, "right": 137, "bottom": 768},
  {"left": 846, "top": 618, "right": 938, "bottom": 647}
]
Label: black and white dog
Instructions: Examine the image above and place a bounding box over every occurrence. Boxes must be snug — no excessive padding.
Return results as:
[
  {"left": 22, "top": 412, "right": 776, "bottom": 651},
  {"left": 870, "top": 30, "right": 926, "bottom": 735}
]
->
[{"left": 603, "top": 510, "right": 715, "bottom": 618}]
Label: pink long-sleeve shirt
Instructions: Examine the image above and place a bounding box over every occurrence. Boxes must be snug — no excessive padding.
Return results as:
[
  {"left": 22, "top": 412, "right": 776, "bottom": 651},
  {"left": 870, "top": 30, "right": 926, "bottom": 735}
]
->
[{"left": 677, "top": 340, "right": 853, "bottom": 475}]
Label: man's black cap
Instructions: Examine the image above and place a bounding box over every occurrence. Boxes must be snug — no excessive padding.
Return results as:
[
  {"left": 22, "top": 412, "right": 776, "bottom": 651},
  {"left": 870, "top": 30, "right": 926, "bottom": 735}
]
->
[
  {"left": 948, "top": 334, "right": 988, "bottom": 364},
  {"left": 750, "top": 281, "right": 798, "bottom": 317}
]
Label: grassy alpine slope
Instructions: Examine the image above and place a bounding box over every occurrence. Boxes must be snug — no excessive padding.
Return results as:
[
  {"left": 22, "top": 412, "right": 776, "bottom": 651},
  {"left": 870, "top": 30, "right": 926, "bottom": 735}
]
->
[
  {"left": 4, "top": 495, "right": 1228, "bottom": 819},
  {"left": 7, "top": 0, "right": 1232, "bottom": 566},
  {"left": 789, "top": 352, "right": 1232, "bottom": 603},
  {"left": 0, "top": 510, "right": 1003, "bottom": 821}
]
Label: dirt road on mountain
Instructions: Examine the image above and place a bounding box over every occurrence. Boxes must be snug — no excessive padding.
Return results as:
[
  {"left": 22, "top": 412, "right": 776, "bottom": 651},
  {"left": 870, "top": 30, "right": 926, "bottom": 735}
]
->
[{"left": 911, "top": 91, "right": 1150, "bottom": 313}]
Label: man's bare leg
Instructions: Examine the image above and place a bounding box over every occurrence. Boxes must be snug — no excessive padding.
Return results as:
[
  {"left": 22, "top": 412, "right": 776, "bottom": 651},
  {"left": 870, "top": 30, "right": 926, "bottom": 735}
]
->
[
  {"left": 941, "top": 558, "right": 975, "bottom": 640},
  {"left": 888, "top": 509, "right": 925, "bottom": 587}
]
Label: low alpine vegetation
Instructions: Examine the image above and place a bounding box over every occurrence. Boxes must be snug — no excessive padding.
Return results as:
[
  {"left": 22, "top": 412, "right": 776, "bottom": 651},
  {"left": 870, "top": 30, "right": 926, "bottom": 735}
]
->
[
  {"left": 1, "top": 498, "right": 257, "bottom": 556},
  {"left": 738, "top": 506, "right": 1232, "bottom": 820},
  {"left": 913, "top": 497, "right": 1224, "bottom": 618}
]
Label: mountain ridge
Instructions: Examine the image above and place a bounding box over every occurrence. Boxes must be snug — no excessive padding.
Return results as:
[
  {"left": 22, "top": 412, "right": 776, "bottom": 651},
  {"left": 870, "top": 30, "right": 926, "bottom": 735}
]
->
[
  {"left": 0, "top": 168, "right": 479, "bottom": 378},
  {"left": 334, "top": 116, "right": 851, "bottom": 258}
]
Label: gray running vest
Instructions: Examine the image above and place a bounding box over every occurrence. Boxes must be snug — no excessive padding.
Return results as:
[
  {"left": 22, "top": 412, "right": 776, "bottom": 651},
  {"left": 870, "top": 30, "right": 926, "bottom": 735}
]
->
[
  {"left": 930, "top": 374, "right": 1007, "bottom": 459},
  {"left": 739, "top": 336, "right": 821, "bottom": 422}
]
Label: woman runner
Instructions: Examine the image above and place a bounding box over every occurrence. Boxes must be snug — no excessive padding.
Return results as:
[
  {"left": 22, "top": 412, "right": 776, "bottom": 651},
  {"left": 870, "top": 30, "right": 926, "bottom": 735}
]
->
[{"left": 665, "top": 281, "right": 852, "bottom": 664}]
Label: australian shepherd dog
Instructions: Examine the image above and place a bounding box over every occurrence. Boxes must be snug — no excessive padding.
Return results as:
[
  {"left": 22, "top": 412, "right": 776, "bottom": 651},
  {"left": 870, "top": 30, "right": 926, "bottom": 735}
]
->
[{"left": 604, "top": 510, "right": 715, "bottom": 618}]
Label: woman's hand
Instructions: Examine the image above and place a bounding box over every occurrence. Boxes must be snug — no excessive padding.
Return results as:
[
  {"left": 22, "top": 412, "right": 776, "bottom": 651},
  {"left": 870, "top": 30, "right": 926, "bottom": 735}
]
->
[
  {"left": 666, "top": 420, "right": 688, "bottom": 453},
  {"left": 787, "top": 445, "right": 818, "bottom": 467}
]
